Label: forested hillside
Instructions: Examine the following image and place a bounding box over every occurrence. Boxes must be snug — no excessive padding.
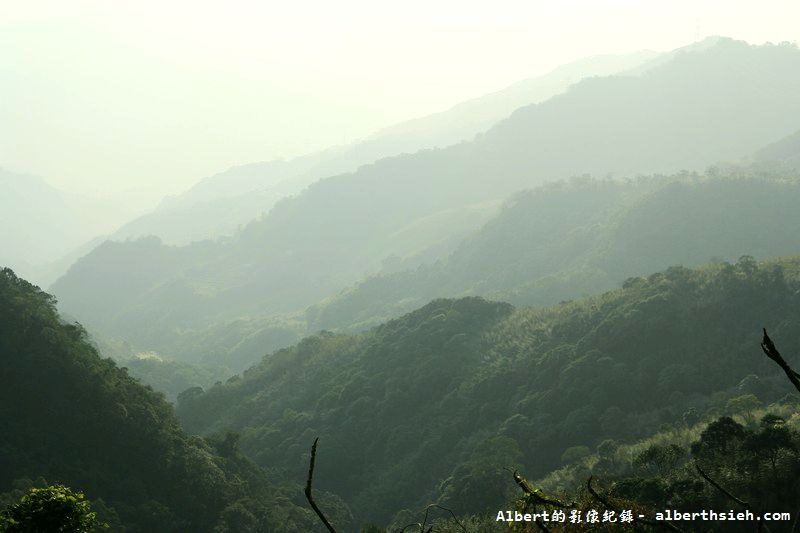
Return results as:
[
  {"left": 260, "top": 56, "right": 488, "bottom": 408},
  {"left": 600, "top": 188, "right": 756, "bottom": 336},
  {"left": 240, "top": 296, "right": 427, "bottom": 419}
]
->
[
  {"left": 51, "top": 39, "right": 800, "bottom": 373},
  {"left": 310, "top": 173, "right": 800, "bottom": 331},
  {"left": 755, "top": 129, "right": 800, "bottom": 170},
  {"left": 177, "top": 257, "right": 800, "bottom": 526},
  {"left": 0, "top": 268, "right": 346, "bottom": 532}
]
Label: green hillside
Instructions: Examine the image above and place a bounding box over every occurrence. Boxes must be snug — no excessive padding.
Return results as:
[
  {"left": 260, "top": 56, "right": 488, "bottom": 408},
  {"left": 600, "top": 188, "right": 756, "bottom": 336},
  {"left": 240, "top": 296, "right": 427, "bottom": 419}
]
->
[
  {"left": 0, "top": 268, "right": 345, "bottom": 532},
  {"left": 177, "top": 257, "right": 800, "bottom": 525},
  {"left": 310, "top": 172, "right": 800, "bottom": 331},
  {"left": 51, "top": 39, "right": 800, "bottom": 372}
]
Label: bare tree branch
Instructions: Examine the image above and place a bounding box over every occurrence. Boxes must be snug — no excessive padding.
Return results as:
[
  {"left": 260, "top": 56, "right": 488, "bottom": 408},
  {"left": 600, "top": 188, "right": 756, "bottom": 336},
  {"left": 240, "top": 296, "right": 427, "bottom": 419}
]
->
[
  {"left": 421, "top": 504, "right": 467, "bottom": 533},
  {"left": 397, "top": 504, "right": 466, "bottom": 533},
  {"left": 761, "top": 329, "right": 800, "bottom": 393},
  {"left": 416, "top": 503, "right": 467, "bottom": 533},
  {"left": 694, "top": 462, "right": 750, "bottom": 509},
  {"left": 585, "top": 476, "right": 614, "bottom": 510},
  {"left": 509, "top": 469, "right": 573, "bottom": 508},
  {"left": 304, "top": 437, "right": 338, "bottom": 533},
  {"left": 694, "top": 464, "right": 773, "bottom": 533},
  {"left": 586, "top": 476, "right": 684, "bottom": 533}
]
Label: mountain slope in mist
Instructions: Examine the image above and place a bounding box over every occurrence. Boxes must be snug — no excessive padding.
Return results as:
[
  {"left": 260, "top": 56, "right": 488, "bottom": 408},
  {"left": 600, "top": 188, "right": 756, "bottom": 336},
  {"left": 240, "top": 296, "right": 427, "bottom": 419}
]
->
[
  {"left": 52, "top": 38, "right": 800, "bottom": 368},
  {"left": 308, "top": 171, "right": 800, "bottom": 331},
  {"left": 754, "top": 129, "right": 800, "bottom": 169},
  {"left": 0, "top": 169, "right": 141, "bottom": 287},
  {"left": 110, "top": 51, "right": 656, "bottom": 245}
]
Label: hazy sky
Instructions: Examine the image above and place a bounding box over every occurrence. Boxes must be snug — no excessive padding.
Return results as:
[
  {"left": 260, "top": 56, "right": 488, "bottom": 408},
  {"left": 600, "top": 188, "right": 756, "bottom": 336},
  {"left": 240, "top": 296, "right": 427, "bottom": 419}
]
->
[{"left": 2, "top": 0, "right": 799, "bottom": 204}]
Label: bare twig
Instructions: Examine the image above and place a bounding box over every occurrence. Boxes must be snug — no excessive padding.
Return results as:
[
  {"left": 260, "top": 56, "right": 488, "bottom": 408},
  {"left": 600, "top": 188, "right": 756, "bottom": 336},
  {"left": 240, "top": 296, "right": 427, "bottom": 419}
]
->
[
  {"left": 586, "top": 476, "right": 684, "bottom": 533},
  {"left": 510, "top": 469, "right": 573, "bottom": 508},
  {"left": 304, "top": 437, "right": 337, "bottom": 533},
  {"left": 694, "top": 462, "right": 750, "bottom": 509},
  {"left": 422, "top": 504, "right": 467, "bottom": 533},
  {"left": 398, "top": 504, "right": 466, "bottom": 533},
  {"left": 416, "top": 503, "right": 467, "bottom": 533},
  {"left": 586, "top": 476, "right": 615, "bottom": 510},
  {"left": 694, "top": 464, "right": 772, "bottom": 533},
  {"left": 761, "top": 329, "right": 800, "bottom": 393}
]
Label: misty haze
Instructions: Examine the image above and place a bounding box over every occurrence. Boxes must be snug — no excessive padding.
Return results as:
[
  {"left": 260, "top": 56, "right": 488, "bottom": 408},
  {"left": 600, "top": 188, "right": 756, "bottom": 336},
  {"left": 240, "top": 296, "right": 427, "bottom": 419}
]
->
[{"left": 3, "top": 2, "right": 800, "bottom": 531}]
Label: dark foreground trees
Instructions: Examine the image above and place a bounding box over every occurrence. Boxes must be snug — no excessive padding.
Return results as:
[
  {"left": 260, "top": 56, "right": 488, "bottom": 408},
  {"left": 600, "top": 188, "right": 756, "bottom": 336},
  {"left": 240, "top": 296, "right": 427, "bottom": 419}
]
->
[
  {"left": 303, "top": 329, "right": 800, "bottom": 532},
  {"left": 0, "top": 485, "right": 102, "bottom": 533}
]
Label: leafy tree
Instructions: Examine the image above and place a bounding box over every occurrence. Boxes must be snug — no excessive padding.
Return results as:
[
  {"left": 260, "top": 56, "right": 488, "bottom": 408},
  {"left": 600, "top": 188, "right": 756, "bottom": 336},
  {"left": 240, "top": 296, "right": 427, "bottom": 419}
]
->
[
  {"left": 0, "top": 268, "right": 323, "bottom": 532},
  {"left": 0, "top": 485, "right": 102, "bottom": 533}
]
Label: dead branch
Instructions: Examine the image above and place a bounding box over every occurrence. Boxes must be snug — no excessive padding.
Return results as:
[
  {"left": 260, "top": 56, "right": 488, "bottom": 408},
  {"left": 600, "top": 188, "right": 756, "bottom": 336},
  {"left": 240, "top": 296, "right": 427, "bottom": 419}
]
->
[
  {"left": 304, "top": 437, "right": 338, "bottom": 533},
  {"left": 421, "top": 504, "right": 467, "bottom": 533},
  {"left": 694, "top": 464, "right": 773, "bottom": 533},
  {"left": 510, "top": 469, "right": 573, "bottom": 508},
  {"left": 761, "top": 329, "right": 800, "bottom": 393},
  {"left": 398, "top": 503, "right": 466, "bottom": 533},
  {"left": 585, "top": 476, "right": 614, "bottom": 510},
  {"left": 694, "top": 462, "right": 750, "bottom": 509},
  {"left": 586, "top": 476, "right": 684, "bottom": 533}
]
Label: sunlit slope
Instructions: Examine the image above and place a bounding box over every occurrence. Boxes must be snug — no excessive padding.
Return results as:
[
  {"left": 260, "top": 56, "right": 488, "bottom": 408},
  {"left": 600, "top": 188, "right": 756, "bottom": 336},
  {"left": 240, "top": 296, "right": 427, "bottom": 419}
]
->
[
  {"left": 178, "top": 258, "right": 800, "bottom": 524},
  {"left": 310, "top": 173, "right": 800, "bottom": 330}
]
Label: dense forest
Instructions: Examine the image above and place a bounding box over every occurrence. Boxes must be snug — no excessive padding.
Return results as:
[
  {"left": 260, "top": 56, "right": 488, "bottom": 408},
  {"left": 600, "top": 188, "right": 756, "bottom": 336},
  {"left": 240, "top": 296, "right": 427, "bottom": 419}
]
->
[
  {"left": 50, "top": 39, "right": 800, "bottom": 374},
  {"left": 308, "top": 171, "right": 800, "bottom": 331},
  {"left": 7, "top": 255, "right": 800, "bottom": 531},
  {"left": 0, "top": 268, "right": 348, "bottom": 532},
  {"left": 177, "top": 257, "right": 800, "bottom": 527},
  {"left": 6, "top": 29, "right": 800, "bottom": 532}
]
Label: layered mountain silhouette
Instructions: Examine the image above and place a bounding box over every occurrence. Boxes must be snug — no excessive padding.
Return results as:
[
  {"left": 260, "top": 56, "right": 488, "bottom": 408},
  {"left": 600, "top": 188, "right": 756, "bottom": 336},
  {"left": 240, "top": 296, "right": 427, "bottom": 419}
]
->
[
  {"left": 308, "top": 171, "right": 800, "bottom": 331},
  {"left": 110, "top": 50, "right": 656, "bottom": 245},
  {"left": 0, "top": 168, "right": 139, "bottom": 287},
  {"left": 51, "top": 38, "right": 800, "bottom": 369}
]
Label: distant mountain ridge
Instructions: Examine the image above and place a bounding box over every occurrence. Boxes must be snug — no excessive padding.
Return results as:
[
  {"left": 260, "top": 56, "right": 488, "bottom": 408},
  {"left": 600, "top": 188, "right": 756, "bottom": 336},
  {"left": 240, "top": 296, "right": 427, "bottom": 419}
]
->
[
  {"left": 754, "top": 129, "right": 800, "bottom": 169},
  {"left": 51, "top": 38, "right": 800, "bottom": 371},
  {"left": 110, "top": 50, "right": 658, "bottom": 244},
  {"left": 308, "top": 172, "right": 800, "bottom": 332},
  {"left": 0, "top": 168, "right": 142, "bottom": 287}
]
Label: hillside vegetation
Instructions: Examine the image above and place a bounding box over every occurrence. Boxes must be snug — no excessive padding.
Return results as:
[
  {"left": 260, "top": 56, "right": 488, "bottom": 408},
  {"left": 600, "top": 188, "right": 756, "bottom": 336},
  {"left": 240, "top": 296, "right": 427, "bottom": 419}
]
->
[
  {"left": 310, "top": 172, "right": 800, "bottom": 331},
  {"left": 0, "top": 268, "right": 346, "bottom": 532},
  {"left": 51, "top": 39, "right": 800, "bottom": 374},
  {"left": 178, "top": 257, "right": 800, "bottom": 525}
]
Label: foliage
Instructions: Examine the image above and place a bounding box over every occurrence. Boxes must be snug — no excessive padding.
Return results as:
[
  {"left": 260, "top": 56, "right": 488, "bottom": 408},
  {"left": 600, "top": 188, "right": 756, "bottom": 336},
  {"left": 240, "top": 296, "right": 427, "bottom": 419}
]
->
[
  {"left": 123, "top": 355, "right": 231, "bottom": 403},
  {"left": 0, "top": 268, "right": 331, "bottom": 532},
  {"left": 51, "top": 39, "right": 800, "bottom": 374},
  {"left": 0, "top": 485, "right": 101, "bottom": 533},
  {"left": 312, "top": 173, "right": 800, "bottom": 331},
  {"left": 179, "top": 257, "right": 800, "bottom": 525}
]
